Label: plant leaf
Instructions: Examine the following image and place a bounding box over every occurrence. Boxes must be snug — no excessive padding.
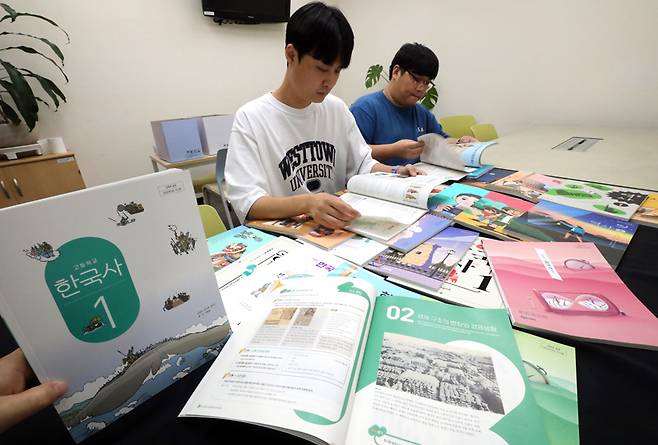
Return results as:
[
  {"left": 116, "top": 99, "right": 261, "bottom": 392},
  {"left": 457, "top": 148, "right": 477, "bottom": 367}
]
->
[
  {"left": 20, "top": 68, "right": 66, "bottom": 108},
  {"left": 0, "top": 97, "right": 21, "bottom": 125},
  {"left": 0, "top": 31, "right": 64, "bottom": 63},
  {"left": 0, "top": 4, "right": 70, "bottom": 43},
  {"left": 35, "top": 96, "right": 50, "bottom": 108},
  {"left": 420, "top": 85, "right": 438, "bottom": 110},
  {"left": 365, "top": 64, "right": 384, "bottom": 88},
  {"left": 0, "top": 46, "right": 68, "bottom": 82},
  {"left": 0, "top": 61, "right": 38, "bottom": 130}
]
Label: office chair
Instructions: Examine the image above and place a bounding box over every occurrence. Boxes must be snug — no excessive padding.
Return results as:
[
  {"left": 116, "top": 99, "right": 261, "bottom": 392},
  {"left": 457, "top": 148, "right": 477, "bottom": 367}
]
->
[
  {"left": 214, "top": 148, "right": 235, "bottom": 229},
  {"left": 439, "top": 115, "right": 477, "bottom": 138},
  {"left": 198, "top": 204, "right": 227, "bottom": 238},
  {"left": 470, "top": 123, "right": 499, "bottom": 141}
]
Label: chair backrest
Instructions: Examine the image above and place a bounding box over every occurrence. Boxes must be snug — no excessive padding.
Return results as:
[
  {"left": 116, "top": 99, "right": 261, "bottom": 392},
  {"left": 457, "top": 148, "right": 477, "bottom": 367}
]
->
[
  {"left": 215, "top": 148, "right": 228, "bottom": 184},
  {"left": 198, "top": 204, "right": 227, "bottom": 238},
  {"left": 438, "top": 115, "right": 477, "bottom": 138},
  {"left": 470, "top": 123, "right": 499, "bottom": 142}
]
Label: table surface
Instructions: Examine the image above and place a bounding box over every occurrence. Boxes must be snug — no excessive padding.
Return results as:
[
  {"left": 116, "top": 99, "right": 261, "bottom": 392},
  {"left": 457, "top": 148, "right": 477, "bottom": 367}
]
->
[
  {"left": 2, "top": 224, "right": 657, "bottom": 445},
  {"left": 480, "top": 126, "right": 658, "bottom": 190}
]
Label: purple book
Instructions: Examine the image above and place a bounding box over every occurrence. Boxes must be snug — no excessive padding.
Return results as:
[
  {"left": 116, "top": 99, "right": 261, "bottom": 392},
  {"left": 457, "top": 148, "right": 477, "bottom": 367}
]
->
[{"left": 365, "top": 226, "right": 479, "bottom": 290}]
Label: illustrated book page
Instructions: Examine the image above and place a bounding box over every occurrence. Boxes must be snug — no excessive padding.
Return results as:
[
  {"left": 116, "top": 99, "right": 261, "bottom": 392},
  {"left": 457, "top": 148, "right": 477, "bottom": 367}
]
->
[
  {"left": 0, "top": 170, "right": 230, "bottom": 443},
  {"left": 513, "top": 330, "right": 579, "bottom": 445},
  {"left": 343, "top": 296, "right": 550, "bottom": 445},
  {"left": 418, "top": 133, "right": 496, "bottom": 171},
  {"left": 207, "top": 225, "right": 276, "bottom": 272},
  {"left": 181, "top": 276, "right": 378, "bottom": 445},
  {"left": 484, "top": 240, "right": 658, "bottom": 350},
  {"left": 347, "top": 171, "right": 449, "bottom": 209}
]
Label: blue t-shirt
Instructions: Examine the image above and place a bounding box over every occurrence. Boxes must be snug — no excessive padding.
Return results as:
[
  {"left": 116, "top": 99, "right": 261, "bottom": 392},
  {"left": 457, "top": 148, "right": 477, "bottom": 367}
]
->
[{"left": 350, "top": 91, "right": 448, "bottom": 166}]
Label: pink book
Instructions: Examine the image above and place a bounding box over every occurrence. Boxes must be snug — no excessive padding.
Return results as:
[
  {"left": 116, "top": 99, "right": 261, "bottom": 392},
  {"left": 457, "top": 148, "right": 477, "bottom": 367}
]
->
[{"left": 484, "top": 240, "right": 658, "bottom": 350}]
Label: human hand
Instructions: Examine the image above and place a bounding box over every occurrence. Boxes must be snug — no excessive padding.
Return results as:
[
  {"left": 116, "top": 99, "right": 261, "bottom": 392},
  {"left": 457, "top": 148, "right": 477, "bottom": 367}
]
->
[
  {"left": 308, "top": 193, "right": 360, "bottom": 229},
  {"left": 456, "top": 136, "right": 479, "bottom": 144},
  {"left": 393, "top": 139, "right": 425, "bottom": 159},
  {"left": 0, "top": 349, "right": 67, "bottom": 433},
  {"left": 396, "top": 164, "right": 426, "bottom": 176}
]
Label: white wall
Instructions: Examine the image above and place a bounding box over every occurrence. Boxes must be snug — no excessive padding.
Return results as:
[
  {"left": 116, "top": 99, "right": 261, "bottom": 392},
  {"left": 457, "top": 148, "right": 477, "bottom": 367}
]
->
[
  {"left": 16, "top": 0, "right": 310, "bottom": 186},
  {"left": 12, "top": 0, "right": 658, "bottom": 186},
  {"left": 337, "top": 0, "right": 658, "bottom": 134}
]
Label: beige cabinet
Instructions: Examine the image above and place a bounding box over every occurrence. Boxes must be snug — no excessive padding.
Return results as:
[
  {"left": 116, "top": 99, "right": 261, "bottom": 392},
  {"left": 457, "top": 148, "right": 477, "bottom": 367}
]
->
[{"left": 0, "top": 153, "right": 85, "bottom": 208}]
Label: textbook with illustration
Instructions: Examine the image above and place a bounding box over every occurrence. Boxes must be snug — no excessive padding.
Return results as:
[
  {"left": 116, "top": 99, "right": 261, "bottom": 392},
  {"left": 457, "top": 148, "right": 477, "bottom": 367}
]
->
[
  {"left": 214, "top": 235, "right": 302, "bottom": 293},
  {"left": 487, "top": 171, "right": 565, "bottom": 202},
  {"left": 502, "top": 200, "right": 638, "bottom": 269},
  {"left": 246, "top": 215, "right": 354, "bottom": 249},
  {"left": 0, "top": 170, "right": 230, "bottom": 443},
  {"left": 484, "top": 240, "right": 658, "bottom": 350},
  {"left": 365, "top": 226, "right": 478, "bottom": 290},
  {"left": 417, "top": 132, "right": 497, "bottom": 173},
  {"left": 538, "top": 179, "right": 649, "bottom": 221},
  {"left": 630, "top": 192, "right": 658, "bottom": 228},
  {"left": 513, "top": 330, "right": 579, "bottom": 445},
  {"left": 181, "top": 276, "right": 550, "bottom": 445},
  {"left": 388, "top": 237, "right": 505, "bottom": 309},
  {"left": 207, "top": 226, "right": 275, "bottom": 271}
]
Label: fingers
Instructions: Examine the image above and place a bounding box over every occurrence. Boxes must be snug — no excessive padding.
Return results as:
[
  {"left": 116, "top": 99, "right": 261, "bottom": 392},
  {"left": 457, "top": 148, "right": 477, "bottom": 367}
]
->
[
  {"left": 0, "top": 349, "right": 32, "bottom": 396},
  {"left": 0, "top": 380, "right": 67, "bottom": 433},
  {"left": 310, "top": 194, "right": 360, "bottom": 229}
]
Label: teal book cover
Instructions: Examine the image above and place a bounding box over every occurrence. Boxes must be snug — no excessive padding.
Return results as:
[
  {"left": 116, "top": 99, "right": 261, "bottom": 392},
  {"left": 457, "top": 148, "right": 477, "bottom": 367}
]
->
[{"left": 0, "top": 170, "right": 230, "bottom": 442}]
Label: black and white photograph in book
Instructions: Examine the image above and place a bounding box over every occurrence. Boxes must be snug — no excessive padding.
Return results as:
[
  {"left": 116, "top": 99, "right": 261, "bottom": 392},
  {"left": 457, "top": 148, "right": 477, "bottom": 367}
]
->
[{"left": 376, "top": 333, "right": 505, "bottom": 414}]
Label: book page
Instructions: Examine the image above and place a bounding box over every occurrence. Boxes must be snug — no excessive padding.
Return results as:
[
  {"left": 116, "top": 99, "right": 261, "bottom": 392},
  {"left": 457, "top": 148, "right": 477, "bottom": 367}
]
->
[
  {"left": 413, "top": 162, "right": 467, "bottom": 182},
  {"left": 219, "top": 244, "right": 359, "bottom": 333},
  {"left": 181, "top": 277, "right": 377, "bottom": 445},
  {"left": 344, "top": 296, "right": 550, "bottom": 445},
  {"left": 419, "top": 134, "right": 496, "bottom": 171},
  {"left": 347, "top": 172, "right": 447, "bottom": 209}
]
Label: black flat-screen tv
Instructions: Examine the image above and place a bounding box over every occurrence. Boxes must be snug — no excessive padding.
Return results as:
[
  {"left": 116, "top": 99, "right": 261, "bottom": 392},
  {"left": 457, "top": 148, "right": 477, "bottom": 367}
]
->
[{"left": 202, "top": 0, "right": 290, "bottom": 23}]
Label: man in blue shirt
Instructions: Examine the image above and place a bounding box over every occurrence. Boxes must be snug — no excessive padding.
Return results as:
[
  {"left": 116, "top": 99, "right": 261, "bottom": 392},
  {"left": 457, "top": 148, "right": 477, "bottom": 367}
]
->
[{"left": 350, "top": 43, "right": 477, "bottom": 166}]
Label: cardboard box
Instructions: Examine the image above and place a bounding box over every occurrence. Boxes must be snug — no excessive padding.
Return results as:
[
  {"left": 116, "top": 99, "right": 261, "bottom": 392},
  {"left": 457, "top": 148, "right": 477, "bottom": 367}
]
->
[
  {"left": 151, "top": 117, "right": 204, "bottom": 162},
  {"left": 199, "top": 114, "right": 234, "bottom": 155}
]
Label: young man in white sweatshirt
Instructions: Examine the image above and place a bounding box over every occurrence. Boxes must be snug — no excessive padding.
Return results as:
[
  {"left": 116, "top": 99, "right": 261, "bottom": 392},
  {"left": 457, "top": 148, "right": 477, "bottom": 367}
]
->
[{"left": 225, "top": 2, "right": 420, "bottom": 229}]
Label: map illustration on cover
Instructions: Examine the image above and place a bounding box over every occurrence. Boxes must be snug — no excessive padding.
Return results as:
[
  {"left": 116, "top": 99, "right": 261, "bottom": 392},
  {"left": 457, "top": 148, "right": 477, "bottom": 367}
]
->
[{"left": 0, "top": 170, "right": 230, "bottom": 442}]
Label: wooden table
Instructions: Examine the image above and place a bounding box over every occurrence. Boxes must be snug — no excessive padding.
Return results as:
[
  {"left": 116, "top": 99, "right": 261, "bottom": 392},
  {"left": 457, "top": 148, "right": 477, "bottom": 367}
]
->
[{"left": 480, "top": 126, "right": 658, "bottom": 190}]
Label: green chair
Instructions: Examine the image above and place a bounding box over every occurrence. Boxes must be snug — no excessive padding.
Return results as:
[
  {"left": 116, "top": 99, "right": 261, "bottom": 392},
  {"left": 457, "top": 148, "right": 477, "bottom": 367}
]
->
[
  {"left": 470, "top": 123, "right": 499, "bottom": 141},
  {"left": 198, "top": 204, "right": 227, "bottom": 238},
  {"left": 439, "top": 115, "right": 477, "bottom": 138}
]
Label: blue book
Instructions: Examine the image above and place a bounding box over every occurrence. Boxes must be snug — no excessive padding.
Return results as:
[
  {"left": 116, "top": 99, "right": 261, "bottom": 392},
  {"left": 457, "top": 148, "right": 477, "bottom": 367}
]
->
[{"left": 207, "top": 226, "right": 276, "bottom": 272}]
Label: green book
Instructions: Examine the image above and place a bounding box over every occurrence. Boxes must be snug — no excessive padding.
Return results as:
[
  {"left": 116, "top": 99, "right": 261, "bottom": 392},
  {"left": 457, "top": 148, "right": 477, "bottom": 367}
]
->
[{"left": 514, "top": 330, "right": 579, "bottom": 445}]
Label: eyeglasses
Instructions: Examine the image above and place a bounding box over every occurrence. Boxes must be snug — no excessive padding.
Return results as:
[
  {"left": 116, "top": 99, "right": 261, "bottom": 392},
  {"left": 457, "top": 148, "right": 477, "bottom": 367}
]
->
[{"left": 406, "top": 71, "right": 435, "bottom": 90}]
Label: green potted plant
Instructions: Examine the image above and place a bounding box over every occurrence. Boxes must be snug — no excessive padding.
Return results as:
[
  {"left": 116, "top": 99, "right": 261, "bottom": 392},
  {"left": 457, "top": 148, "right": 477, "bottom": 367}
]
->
[
  {"left": 0, "top": 3, "right": 68, "bottom": 144},
  {"left": 364, "top": 63, "right": 438, "bottom": 110}
]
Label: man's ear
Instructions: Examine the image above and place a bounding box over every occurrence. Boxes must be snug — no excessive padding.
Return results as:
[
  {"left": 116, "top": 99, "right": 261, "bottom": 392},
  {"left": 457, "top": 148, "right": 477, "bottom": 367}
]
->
[
  {"left": 284, "top": 44, "right": 298, "bottom": 65},
  {"left": 390, "top": 64, "right": 402, "bottom": 81}
]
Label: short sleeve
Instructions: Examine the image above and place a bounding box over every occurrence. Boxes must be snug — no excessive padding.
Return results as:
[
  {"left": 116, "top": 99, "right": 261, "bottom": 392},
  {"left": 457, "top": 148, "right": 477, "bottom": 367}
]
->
[
  {"left": 345, "top": 110, "right": 377, "bottom": 178},
  {"left": 350, "top": 98, "right": 376, "bottom": 144},
  {"left": 427, "top": 110, "right": 449, "bottom": 138},
  {"left": 224, "top": 110, "right": 268, "bottom": 222}
]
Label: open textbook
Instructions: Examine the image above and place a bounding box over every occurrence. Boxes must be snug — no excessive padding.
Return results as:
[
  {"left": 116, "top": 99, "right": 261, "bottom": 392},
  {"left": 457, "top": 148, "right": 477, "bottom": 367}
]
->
[
  {"left": 181, "top": 276, "right": 550, "bottom": 445},
  {"left": 418, "top": 133, "right": 495, "bottom": 171},
  {"left": 0, "top": 170, "right": 230, "bottom": 443},
  {"left": 484, "top": 240, "right": 658, "bottom": 350},
  {"left": 341, "top": 172, "right": 455, "bottom": 242}
]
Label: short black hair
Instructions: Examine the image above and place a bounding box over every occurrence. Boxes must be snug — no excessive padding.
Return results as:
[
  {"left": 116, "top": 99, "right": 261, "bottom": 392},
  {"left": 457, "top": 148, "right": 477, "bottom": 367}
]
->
[
  {"left": 286, "top": 2, "right": 354, "bottom": 68},
  {"left": 389, "top": 43, "right": 439, "bottom": 80}
]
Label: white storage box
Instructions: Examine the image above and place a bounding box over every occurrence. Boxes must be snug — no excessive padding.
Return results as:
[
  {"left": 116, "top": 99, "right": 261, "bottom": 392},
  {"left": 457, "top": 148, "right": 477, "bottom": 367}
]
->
[
  {"left": 151, "top": 117, "right": 204, "bottom": 162},
  {"left": 199, "top": 114, "right": 234, "bottom": 155}
]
